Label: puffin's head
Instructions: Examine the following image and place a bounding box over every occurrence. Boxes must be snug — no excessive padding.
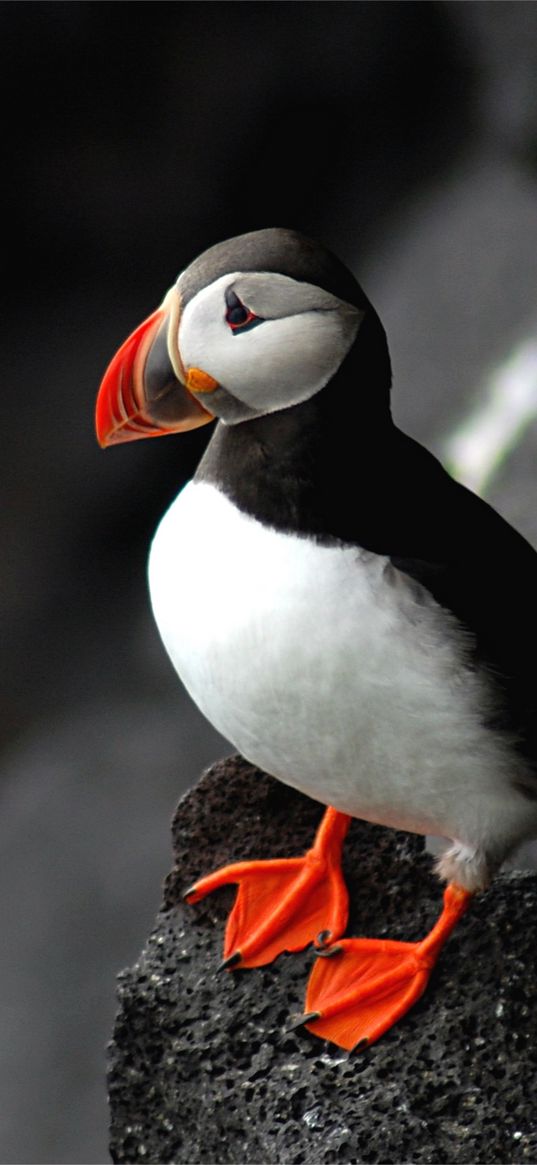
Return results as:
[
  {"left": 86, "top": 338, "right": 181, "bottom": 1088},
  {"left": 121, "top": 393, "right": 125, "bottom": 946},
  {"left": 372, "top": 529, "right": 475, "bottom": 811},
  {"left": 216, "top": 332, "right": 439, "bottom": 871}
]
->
[{"left": 96, "top": 228, "right": 388, "bottom": 446}]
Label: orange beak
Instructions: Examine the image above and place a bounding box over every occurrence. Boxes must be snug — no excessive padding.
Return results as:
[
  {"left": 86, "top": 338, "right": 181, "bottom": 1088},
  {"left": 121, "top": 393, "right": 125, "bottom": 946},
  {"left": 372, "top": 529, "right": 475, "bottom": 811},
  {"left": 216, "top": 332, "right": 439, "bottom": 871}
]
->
[{"left": 95, "top": 292, "right": 214, "bottom": 447}]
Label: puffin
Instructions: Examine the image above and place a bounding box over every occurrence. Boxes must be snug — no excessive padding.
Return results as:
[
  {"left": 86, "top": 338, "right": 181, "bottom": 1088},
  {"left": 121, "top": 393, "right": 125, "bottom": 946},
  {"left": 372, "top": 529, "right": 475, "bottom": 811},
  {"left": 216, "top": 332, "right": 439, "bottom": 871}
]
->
[{"left": 95, "top": 228, "right": 537, "bottom": 1052}]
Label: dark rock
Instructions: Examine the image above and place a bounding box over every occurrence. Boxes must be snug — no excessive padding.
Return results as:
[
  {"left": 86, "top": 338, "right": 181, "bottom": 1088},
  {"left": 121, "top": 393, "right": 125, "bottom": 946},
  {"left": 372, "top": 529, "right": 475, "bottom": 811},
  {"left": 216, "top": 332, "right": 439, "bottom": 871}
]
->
[{"left": 108, "top": 756, "right": 537, "bottom": 1164}]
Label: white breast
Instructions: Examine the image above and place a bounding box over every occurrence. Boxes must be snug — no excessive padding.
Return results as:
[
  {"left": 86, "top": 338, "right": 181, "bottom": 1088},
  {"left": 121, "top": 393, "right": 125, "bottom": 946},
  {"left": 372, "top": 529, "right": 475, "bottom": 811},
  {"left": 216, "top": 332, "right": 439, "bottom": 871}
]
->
[{"left": 148, "top": 480, "right": 530, "bottom": 861}]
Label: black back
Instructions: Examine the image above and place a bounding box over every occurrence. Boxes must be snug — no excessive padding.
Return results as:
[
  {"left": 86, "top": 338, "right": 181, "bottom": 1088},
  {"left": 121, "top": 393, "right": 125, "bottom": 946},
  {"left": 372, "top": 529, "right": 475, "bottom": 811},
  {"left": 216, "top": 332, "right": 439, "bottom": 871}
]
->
[
  {"left": 197, "top": 345, "right": 537, "bottom": 769},
  {"left": 187, "top": 228, "right": 537, "bottom": 769}
]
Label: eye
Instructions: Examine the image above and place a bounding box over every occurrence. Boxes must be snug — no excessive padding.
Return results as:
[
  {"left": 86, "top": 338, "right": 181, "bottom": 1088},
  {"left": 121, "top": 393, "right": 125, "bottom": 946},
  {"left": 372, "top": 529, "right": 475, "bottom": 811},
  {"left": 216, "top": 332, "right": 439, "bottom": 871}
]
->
[{"left": 225, "top": 289, "right": 263, "bottom": 334}]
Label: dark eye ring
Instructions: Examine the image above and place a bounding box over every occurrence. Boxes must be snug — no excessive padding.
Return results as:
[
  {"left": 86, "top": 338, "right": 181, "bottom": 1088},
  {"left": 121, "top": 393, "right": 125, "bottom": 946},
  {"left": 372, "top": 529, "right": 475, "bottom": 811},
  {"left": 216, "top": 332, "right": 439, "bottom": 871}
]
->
[{"left": 225, "top": 289, "right": 263, "bottom": 334}]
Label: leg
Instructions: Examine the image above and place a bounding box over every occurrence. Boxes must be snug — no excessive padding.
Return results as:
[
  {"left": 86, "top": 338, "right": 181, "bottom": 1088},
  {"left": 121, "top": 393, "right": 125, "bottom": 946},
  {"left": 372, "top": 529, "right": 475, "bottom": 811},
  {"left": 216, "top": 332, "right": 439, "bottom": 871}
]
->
[
  {"left": 184, "top": 806, "right": 351, "bottom": 968},
  {"left": 295, "top": 882, "right": 472, "bottom": 1051}
]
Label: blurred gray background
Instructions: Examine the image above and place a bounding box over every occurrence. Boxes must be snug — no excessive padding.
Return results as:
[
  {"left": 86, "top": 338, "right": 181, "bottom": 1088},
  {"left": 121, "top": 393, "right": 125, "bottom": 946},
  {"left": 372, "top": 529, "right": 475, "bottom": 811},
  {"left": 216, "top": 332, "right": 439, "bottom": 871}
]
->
[{"left": 1, "top": 3, "right": 537, "bottom": 1161}]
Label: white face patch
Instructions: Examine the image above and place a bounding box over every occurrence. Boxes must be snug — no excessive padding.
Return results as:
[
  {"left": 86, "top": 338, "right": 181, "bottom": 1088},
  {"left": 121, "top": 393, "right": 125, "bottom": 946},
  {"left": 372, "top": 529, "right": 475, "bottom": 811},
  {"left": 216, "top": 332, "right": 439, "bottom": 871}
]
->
[{"left": 177, "top": 271, "right": 362, "bottom": 419}]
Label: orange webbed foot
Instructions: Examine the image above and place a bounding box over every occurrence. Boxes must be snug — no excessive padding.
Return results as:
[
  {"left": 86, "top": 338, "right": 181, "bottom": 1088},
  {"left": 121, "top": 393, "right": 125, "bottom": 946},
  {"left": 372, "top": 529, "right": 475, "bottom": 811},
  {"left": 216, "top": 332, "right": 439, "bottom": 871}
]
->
[
  {"left": 184, "top": 807, "right": 351, "bottom": 968},
  {"left": 296, "top": 883, "right": 472, "bottom": 1051}
]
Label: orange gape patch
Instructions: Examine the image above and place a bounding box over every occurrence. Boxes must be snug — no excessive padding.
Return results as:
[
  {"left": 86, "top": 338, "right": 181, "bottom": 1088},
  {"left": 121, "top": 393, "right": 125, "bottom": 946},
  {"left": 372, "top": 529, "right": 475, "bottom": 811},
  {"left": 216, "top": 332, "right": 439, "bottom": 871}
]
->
[{"left": 186, "top": 366, "right": 220, "bottom": 394}]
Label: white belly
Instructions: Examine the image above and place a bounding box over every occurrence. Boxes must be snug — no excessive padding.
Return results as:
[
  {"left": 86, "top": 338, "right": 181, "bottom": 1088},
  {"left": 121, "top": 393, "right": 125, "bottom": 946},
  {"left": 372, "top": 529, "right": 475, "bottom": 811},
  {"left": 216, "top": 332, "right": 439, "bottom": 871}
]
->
[{"left": 148, "top": 480, "right": 527, "bottom": 850}]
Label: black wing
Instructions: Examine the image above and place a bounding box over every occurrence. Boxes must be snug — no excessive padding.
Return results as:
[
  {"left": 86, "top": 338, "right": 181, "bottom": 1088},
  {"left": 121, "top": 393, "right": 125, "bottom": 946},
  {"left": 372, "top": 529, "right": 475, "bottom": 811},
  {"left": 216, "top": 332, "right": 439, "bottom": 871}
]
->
[
  {"left": 388, "top": 431, "right": 537, "bottom": 762},
  {"left": 198, "top": 410, "right": 537, "bottom": 759}
]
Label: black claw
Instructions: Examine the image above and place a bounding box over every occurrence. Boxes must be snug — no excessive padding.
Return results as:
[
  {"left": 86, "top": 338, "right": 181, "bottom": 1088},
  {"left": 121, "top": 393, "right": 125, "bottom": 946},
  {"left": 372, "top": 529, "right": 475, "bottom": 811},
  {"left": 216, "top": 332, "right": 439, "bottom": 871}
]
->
[
  {"left": 218, "top": 951, "right": 242, "bottom": 971},
  {"left": 354, "top": 1037, "right": 370, "bottom": 1053},
  {"left": 315, "top": 944, "right": 343, "bottom": 958},
  {"left": 182, "top": 885, "right": 197, "bottom": 902},
  {"left": 287, "top": 1011, "right": 322, "bottom": 1032},
  {"left": 316, "top": 929, "right": 332, "bottom": 948}
]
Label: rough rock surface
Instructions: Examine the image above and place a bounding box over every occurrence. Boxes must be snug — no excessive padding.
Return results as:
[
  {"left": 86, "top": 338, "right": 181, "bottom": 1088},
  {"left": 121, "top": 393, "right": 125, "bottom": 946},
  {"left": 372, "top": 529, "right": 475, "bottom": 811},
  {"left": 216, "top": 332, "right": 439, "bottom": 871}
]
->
[{"left": 108, "top": 756, "right": 537, "bottom": 1164}]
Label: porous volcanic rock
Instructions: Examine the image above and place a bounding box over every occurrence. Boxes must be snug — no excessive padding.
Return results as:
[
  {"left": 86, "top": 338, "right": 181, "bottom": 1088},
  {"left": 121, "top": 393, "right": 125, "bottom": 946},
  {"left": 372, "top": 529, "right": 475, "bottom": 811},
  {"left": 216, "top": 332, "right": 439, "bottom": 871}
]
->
[{"left": 108, "top": 755, "right": 537, "bottom": 1164}]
